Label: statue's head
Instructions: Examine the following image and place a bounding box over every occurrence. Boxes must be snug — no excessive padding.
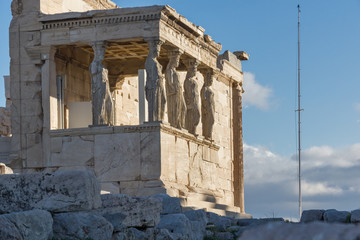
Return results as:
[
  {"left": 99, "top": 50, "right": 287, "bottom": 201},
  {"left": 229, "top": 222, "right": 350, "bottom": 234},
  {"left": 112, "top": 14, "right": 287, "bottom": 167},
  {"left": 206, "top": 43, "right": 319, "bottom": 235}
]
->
[
  {"left": 205, "top": 69, "right": 214, "bottom": 86},
  {"left": 186, "top": 59, "right": 199, "bottom": 74},
  {"left": 168, "top": 50, "right": 181, "bottom": 68},
  {"left": 11, "top": 0, "right": 23, "bottom": 16},
  {"left": 149, "top": 40, "right": 163, "bottom": 58},
  {"left": 92, "top": 42, "right": 106, "bottom": 61}
]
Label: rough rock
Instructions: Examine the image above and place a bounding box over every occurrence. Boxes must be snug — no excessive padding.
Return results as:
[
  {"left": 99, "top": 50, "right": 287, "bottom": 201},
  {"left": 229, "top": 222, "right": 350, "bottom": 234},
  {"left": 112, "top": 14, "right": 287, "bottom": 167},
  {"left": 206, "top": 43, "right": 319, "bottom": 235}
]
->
[
  {"left": 237, "top": 218, "right": 284, "bottom": 227},
  {"left": 129, "top": 228, "right": 147, "bottom": 239},
  {"left": 0, "top": 209, "right": 53, "bottom": 240},
  {"left": 323, "top": 209, "right": 350, "bottom": 223},
  {"left": 103, "top": 212, "right": 127, "bottom": 232},
  {"left": 0, "top": 107, "right": 11, "bottom": 136},
  {"left": 0, "top": 170, "right": 101, "bottom": 213},
  {"left": 112, "top": 229, "right": 136, "bottom": 240},
  {"left": 215, "top": 231, "right": 234, "bottom": 240},
  {"left": 146, "top": 228, "right": 176, "bottom": 240},
  {"left": 155, "top": 214, "right": 193, "bottom": 240},
  {"left": 0, "top": 162, "right": 13, "bottom": 174},
  {"left": 235, "top": 218, "right": 285, "bottom": 237},
  {"left": 205, "top": 230, "right": 215, "bottom": 238},
  {"left": 228, "top": 225, "right": 241, "bottom": 232},
  {"left": 300, "top": 209, "right": 325, "bottom": 223},
  {"left": 100, "top": 194, "right": 162, "bottom": 227},
  {"left": 206, "top": 212, "right": 231, "bottom": 231},
  {"left": 189, "top": 220, "right": 206, "bottom": 240},
  {"left": 237, "top": 222, "right": 360, "bottom": 240},
  {"left": 350, "top": 209, "right": 360, "bottom": 223},
  {"left": 53, "top": 212, "right": 113, "bottom": 240},
  {"left": 154, "top": 194, "right": 182, "bottom": 214},
  {"left": 184, "top": 209, "right": 207, "bottom": 229},
  {"left": 237, "top": 218, "right": 260, "bottom": 226}
]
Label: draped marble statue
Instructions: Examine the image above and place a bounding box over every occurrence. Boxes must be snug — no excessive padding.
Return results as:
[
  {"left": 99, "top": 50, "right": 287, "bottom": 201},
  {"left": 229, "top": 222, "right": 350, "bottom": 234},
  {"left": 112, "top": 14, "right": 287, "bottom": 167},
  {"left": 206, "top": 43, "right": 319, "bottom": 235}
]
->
[
  {"left": 165, "top": 50, "right": 186, "bottom": 129},
  {"left": 90, "top": 41, "right": 113, "bottom": 126},
  {"left": 145, "top": 40, "right": 166, "bottom": 122},
  {"left": 200, "top": 69, "right": 215, "bottom": 140},
  {"left": 184, "top": 59, "right": 200, "bottom": 134}
]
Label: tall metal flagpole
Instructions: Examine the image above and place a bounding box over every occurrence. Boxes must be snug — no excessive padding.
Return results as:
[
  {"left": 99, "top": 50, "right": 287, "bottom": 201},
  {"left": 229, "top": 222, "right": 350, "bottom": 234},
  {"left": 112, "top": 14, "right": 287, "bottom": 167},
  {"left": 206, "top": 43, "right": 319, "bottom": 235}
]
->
[{"left": 297, "top": 4, "right": 303, "bottom": 220}]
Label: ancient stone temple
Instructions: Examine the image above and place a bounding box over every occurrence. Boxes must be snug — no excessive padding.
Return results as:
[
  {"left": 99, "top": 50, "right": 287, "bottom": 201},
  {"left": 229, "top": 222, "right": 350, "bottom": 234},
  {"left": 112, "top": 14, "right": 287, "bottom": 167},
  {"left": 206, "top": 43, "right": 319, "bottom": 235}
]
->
[{"left": 4, "top": 0, "right": 249, "bottom": 217}]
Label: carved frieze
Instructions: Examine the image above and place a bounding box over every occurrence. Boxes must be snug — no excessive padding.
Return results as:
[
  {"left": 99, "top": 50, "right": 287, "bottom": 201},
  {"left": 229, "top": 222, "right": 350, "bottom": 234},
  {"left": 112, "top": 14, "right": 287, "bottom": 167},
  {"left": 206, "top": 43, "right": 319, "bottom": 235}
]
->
[{"left": 42, "top": 13, "right": 162, "bottom": 30}]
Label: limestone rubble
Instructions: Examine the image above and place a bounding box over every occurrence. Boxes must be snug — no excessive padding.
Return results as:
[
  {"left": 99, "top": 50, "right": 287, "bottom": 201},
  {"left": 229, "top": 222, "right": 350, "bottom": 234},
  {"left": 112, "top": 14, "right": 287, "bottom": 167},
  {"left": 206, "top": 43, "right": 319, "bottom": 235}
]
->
[{"left": 0, "top": 170, "right": 359, "bottom": 240}]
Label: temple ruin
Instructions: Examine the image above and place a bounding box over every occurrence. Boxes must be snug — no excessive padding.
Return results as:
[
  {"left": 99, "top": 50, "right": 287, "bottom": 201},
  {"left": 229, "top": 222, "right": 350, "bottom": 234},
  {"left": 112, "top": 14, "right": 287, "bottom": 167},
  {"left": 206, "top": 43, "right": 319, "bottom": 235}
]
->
[{"left": 3, "top": 0, "right": 249, "bottom": 217}]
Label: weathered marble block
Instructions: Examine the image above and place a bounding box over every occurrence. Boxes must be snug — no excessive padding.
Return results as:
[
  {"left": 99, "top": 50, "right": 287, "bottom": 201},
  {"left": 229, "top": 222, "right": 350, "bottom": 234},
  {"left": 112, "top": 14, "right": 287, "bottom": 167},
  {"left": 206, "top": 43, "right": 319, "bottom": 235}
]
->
[
  {"left": 0, "top": 170, "right": 101, "bottom": 213},
  {"left": 0, "top": 209, "right": 53, "bottom": 240},
  {"left": 53, "top": 212, "right": 113, "bottom": 240},
  {"left": 99, "top": 194, "right": 162, "bottom": 227}
]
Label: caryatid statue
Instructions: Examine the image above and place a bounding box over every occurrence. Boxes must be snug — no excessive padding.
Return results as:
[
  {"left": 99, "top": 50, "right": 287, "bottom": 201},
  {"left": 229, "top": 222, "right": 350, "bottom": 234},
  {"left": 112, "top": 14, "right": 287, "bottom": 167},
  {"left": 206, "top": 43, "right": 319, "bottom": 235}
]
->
[
  {"left": 145, "top": 40, "right": 166, "bottom": 122},
  {"left": 183, "top": 59, "right": 200, "bottom": 135},
  {"left": 165, "top": 50, "right": 186, "bottom": 129},
  {"left": 200, "top": 69, "right": 216, "bottom": 140},
  {"left": 90, "top": 41, "right": 113, "bottom": 126}
]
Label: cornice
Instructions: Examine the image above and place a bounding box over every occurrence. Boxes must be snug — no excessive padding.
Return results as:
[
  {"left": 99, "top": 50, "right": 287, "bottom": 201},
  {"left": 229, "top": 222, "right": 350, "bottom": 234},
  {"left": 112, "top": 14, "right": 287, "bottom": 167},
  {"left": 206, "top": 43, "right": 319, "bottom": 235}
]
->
[{"left": 49, "top": 123, "right": 220, "bottom": 150}]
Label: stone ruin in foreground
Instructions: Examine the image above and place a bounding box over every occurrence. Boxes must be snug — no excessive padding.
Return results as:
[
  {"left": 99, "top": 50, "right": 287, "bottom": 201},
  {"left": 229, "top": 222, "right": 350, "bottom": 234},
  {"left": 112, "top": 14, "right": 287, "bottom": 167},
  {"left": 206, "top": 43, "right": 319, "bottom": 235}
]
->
[
  {"left": 1, "top": 170, "right": 360, "bottom": 240},
  {"left": 1, "top": 0, "right": 250, "bottom": 217}
]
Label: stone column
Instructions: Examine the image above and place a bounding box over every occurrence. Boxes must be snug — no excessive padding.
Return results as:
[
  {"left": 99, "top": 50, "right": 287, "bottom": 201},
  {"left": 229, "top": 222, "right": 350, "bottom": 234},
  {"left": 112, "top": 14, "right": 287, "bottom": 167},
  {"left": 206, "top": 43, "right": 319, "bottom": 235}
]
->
[
  {"left": 165, "top": 49, "right": 186, "bottom": 129},
  {"left": 41, "top": 47, "right": 57, "bottom": 166},
  {"left": 138, "top": 69, "right": 148, "bottom": 124},
  {"left": 184, "top": 59, "right": 200, "bottom": 135},
  {"left": 200, "top": 69, "right": 215, "bottom": 140},
  {"left": 232, "top": 81, "right": 245, "bottom": 213},
  {"left": 90, "top": 41, "right": 113, "bottom": 126},
  {"left": 145, "top": 39, "right": 166, "bottom": 122}
]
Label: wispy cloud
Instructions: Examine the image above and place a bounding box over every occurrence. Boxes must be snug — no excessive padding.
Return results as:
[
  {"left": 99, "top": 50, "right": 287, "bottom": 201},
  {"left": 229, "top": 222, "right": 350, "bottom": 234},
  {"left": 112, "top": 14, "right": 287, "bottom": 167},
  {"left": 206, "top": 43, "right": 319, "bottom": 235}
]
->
[
  {"left": 244, "top": 143, "right": 360, "bottom": 219},
  {"left": 355, "top": 103, "right": 360, "bottom": 123},
  {"left": 354, "top": 103, "right": 360, "bottom": 112},
  {"left": 302, "top": 181, "right": 343, "bottom": 197},
  {"left": 243, "top": 72, "right": 273, "bottom": 110}
]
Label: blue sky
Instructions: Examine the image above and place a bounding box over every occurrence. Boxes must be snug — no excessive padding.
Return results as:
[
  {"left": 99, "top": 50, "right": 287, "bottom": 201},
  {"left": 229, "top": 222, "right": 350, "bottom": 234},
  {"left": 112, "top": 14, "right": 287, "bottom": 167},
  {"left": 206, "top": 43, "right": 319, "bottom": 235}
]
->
[{"left": 1, "top": 0, "right": 360, "bottom": 220}]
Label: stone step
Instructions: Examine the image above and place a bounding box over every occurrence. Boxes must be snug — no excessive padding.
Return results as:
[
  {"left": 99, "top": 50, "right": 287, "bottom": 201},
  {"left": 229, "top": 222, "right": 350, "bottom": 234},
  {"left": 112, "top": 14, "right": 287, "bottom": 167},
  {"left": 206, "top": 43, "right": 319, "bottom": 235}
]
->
[{"left": 182, "top": 197, "right": 251, "bottom": 219}]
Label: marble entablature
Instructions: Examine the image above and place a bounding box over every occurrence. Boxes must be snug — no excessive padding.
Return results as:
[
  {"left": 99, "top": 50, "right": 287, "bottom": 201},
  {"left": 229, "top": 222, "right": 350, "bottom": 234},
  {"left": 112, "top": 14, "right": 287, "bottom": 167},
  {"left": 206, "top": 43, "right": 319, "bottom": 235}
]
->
[{"left": 5, "top": 0, "right": 249, "bottom": 216}]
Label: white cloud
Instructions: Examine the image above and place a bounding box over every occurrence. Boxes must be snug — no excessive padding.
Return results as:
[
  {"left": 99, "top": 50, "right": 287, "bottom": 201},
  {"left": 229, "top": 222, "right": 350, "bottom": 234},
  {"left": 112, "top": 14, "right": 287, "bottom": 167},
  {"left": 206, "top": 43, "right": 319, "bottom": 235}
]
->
[
  {"left": 302, "top": 181, "right": 343, "bottom": 197},
  {"left": 300, "top": 144, "right": 360, "bottom": 169},
  {"left": 243, "top": 72, "right": 273, "bottom": 110},
  {"left": 244, "top": 144, "right": 296, "bottom": 184},
  {"left": 244, "top": 142, "right": 360, "bottom": 219}
]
